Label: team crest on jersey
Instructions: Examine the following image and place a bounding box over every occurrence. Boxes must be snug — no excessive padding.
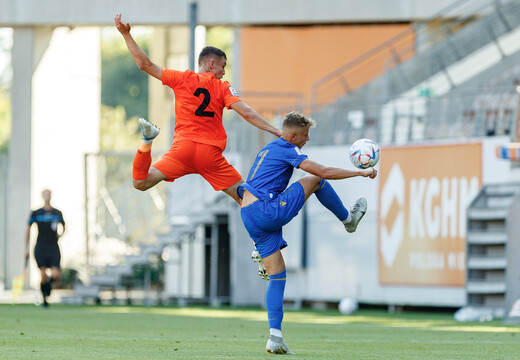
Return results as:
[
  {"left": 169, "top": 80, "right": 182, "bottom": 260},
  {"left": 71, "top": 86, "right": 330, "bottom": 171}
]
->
[{"left": 228, "top": 86, "right": 239, "bottom": 96}]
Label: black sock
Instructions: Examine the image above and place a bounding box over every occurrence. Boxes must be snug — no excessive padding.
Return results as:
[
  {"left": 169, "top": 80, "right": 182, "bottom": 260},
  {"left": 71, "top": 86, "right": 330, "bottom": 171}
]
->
[{"left": 41, "top": 281, "right": 51, "bottom": 297}]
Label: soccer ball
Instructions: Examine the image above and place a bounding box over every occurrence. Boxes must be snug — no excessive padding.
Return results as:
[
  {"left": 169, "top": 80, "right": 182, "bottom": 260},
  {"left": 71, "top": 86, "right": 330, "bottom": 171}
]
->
[
  {"left": 338, "top": 297, "right": 358, "bottom": 315},
  {"left": 349, "top": 138, "right": 380, "bottom": 169}
]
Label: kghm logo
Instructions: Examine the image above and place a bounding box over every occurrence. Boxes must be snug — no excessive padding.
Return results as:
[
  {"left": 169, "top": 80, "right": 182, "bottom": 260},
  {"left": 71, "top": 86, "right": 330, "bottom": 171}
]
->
[
  {"left": 380, "top": 163, "right": 405, "bottom": 268},
  {"left": 378, "top": 143, "right": 481, "bottom": 286},
  {"left": 379, "top": 164, "right": 479, "bottom": 269}
]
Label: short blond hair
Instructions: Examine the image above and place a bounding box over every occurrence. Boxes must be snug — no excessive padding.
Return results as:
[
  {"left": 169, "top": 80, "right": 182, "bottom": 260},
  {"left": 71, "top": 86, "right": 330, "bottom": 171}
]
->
[{"left": 282, "top": 111, "right": 316, "bottom": 130}]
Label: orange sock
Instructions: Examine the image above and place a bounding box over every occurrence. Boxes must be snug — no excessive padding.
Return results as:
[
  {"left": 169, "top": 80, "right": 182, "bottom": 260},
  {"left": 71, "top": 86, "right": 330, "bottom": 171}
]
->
[{"left": 133, "top": 149, "right": 151, "bottom": 180}]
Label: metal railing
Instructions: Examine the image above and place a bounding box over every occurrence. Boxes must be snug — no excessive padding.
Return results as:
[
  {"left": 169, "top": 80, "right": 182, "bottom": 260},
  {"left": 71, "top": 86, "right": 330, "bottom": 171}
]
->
[
  {"left": 310, "top": 0, "right": 520, "bottom": 111},
  {"left": 84, "top": 152, "right": 169, "bottom": 273},
  {"left": 308, "top": 85, "right": 518, "bottom": 147}
]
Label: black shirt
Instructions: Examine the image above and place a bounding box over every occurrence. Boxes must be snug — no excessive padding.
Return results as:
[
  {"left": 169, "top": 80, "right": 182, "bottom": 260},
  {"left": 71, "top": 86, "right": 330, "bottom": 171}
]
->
[{"left": 28, "top": 207, "right": 65, "bottom": 247}]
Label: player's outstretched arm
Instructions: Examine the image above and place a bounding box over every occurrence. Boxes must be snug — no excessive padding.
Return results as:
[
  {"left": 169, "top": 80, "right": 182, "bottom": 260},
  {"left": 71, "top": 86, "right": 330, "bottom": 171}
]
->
[
  {"left": 230, "top": 101, "right": 282, "bottom": 138},
  {"left": 298, "top": 159, "right": 377, "bottom": 180},
  {"left": 114, "top": 13, "right": 162, "bottom": 80}
]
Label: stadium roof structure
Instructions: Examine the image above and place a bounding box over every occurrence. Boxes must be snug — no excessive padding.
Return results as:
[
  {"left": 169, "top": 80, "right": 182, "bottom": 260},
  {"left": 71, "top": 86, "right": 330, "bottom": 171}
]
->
[{"left": 0, "top": 0, "right": 458, "bottom": 27}]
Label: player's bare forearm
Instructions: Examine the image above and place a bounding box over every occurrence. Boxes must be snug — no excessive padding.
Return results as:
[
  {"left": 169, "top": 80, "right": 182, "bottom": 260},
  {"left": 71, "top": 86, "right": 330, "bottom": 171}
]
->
[
  {"left": 317, "top": 167, "right": 371, "bottom": 180},
  {"left": 231, "top": 101, "right": 282, "bottom": 137},
  {"left": 122, "top": 34, "right": 161, "bottom": 79},
  {"left": 299, "top": 159, "right": 377, "bottom": 180},
  {"left": 247, "top": 114, "right": 282, "bottom": 137}
]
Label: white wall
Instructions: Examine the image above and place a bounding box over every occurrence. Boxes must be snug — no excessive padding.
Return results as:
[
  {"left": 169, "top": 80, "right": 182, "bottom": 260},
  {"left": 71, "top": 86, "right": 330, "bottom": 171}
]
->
[{"left": 30, "top": 27, "right": 100, "bottom": 287}]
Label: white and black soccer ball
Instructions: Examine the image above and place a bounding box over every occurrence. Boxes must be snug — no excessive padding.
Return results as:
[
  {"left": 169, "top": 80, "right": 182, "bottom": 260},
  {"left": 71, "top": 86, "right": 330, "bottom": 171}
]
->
[
  {"left": 349, "top": 138, "right": 380, "bottom": 169},
  {"left": 338, "top": 297, "right": 358, "bottom": 315}
]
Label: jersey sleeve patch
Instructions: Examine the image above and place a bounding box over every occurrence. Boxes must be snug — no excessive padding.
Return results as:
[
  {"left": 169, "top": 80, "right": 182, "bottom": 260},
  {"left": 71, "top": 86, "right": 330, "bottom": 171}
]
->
[
  {"left": 288, "top": 146, "right": 307, "bottom": 167},
  {"left": 228, "top": 86, "right": 239, "bottom": 97},
  {"left": 293, "top": 146, "right": 303, "bottom": 156}
]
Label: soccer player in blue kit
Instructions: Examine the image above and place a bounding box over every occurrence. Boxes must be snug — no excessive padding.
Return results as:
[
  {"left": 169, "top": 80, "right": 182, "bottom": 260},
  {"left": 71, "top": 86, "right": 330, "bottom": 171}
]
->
[{"left": 239, "top": 111, "right": 377, "bottom": 354}]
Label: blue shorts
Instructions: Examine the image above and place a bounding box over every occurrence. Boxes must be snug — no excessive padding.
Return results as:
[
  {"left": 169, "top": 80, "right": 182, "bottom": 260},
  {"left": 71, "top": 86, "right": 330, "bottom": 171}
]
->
[{"left": 240, "top": 182, "right": 305, "bottom": 258}]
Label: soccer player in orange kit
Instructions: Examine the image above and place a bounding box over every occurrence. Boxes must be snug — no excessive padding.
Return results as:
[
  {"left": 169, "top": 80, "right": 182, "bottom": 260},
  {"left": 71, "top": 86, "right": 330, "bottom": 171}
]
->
[{"left": 115, "top": 14, "right": 281, "bottom": 204}]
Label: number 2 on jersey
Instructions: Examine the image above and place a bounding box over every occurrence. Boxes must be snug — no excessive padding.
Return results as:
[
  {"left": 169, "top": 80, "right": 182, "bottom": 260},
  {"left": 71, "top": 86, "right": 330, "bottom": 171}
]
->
[{"left": 193, "top": 88, "right": 215, "bottom": 117}]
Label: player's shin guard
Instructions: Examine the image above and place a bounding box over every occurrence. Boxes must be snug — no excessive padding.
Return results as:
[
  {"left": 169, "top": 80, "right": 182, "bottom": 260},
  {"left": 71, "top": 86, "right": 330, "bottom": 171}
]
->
[
  {"left": 266, "top": 269, "right": 286, "bottom": 330},
  {"left": 315, "top": 179, "right": 349, "bottom": 221},
  {"left": 132, "top": 149, "right": 152, "bottom": 180}
]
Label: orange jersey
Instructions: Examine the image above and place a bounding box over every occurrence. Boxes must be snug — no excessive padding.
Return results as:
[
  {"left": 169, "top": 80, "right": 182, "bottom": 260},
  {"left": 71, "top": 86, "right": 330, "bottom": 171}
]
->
[{"left": 162, "top": 68, "right": 241, "bottom": 150}]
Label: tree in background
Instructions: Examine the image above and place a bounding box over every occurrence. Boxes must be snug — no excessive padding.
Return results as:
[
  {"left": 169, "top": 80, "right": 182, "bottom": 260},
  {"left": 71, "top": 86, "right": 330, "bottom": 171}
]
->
[
  {"left": 99, "top": 105, "right": 140, "bottom": 189},
  {"left": 99, "top": 104, "right": 139, "bottom": 151},
  {"left": 206, "top": 27, "right": 234, "bottom": 85},
  {"left": 101, "top": 31, "right": 149, "bottom": 121},
  {"left": 206, "top": 26, "right": 237, "bottom": 127}
]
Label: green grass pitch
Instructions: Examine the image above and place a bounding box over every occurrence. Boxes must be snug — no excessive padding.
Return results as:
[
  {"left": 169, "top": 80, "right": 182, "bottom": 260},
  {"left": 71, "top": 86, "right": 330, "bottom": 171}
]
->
[{"left": 1, "top": 304, "right": 519, "bottom": 359}]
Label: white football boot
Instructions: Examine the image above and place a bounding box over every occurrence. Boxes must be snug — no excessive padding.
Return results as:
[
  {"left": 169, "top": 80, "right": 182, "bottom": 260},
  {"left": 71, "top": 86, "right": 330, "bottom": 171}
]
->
[
  {"left": 138, "top": 118, "right": 160, "bottom": 144},
  {"left": 344, "top": 197, "right": 367, "bottom": 233},
  {"left": 266, "top": 335, "right": 295, "bottom": 355},
  {"left": 252, "top": 249, "right": 269, "bottom": 281}
]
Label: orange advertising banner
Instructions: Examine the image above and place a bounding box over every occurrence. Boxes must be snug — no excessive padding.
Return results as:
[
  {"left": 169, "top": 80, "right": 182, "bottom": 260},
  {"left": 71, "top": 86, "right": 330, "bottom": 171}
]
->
[{"left": 378, "top": 143, "right": 482, "bottom": 287}]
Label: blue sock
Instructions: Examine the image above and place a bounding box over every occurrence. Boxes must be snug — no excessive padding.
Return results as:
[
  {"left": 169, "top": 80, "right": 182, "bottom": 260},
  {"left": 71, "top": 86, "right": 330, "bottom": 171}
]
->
[
  {"left": 266, "top": 269, "right": 286, "bottom": 331},
  {"left": 315, "top": 179, "right": 349, "bottom": 221}
]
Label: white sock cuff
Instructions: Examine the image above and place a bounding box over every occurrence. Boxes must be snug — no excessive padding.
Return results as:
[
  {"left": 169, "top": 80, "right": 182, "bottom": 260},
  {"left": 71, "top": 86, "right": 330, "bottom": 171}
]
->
[
  {"left": 342, "top": 213, "right": 352, "bottom": 224},
  {"left": 270, "top": 328, "right": 282, "bottom": 338}
]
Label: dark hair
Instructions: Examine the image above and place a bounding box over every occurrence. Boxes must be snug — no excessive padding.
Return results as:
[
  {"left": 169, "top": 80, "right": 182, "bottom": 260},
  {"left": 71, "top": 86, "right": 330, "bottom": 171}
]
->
[
  {"left": 198, "top": 46, "right": 227, "bottom": 65},
  {"left": 283, "top": 111, "right": 316, "bottom": 129}
]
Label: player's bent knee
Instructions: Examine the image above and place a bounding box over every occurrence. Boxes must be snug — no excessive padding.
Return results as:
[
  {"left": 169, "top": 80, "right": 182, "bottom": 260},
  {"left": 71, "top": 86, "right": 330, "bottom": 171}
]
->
[{"left": 306, "top": 175, "right": 323, "bottom": 190}]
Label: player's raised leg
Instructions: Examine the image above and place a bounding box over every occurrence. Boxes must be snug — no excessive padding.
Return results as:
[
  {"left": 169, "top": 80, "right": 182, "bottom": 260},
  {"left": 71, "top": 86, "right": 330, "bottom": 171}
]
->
[
  {"left": 132, "top": 118, "right": 167, "bottom": 191},
  {"left": 297, "top": 175, "right": 367, "bottom": 233}
]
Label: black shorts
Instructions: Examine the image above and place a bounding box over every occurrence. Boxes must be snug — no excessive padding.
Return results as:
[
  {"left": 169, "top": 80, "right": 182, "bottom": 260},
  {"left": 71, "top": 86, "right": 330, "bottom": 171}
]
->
[{"left": 34, "top": 246, "right": 61, "bottom": 268}]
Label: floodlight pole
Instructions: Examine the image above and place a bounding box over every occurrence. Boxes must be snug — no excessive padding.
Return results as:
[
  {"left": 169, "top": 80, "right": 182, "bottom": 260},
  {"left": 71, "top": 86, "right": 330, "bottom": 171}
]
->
[{"left": 189, "top": 1, "right": 197, "bottom": 71}]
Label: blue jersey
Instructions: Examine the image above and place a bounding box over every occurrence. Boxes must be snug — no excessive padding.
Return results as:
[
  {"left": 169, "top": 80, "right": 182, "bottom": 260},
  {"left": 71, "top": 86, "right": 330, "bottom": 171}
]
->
[{"left": 240, "top": 137, "right": 308, "bottom": 201}]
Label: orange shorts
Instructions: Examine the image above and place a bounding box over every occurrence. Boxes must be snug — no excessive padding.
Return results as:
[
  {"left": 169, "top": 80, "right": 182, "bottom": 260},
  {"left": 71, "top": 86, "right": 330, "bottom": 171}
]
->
[{"left": 152, "top": 140, "right": 242, "bottom": 191}]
